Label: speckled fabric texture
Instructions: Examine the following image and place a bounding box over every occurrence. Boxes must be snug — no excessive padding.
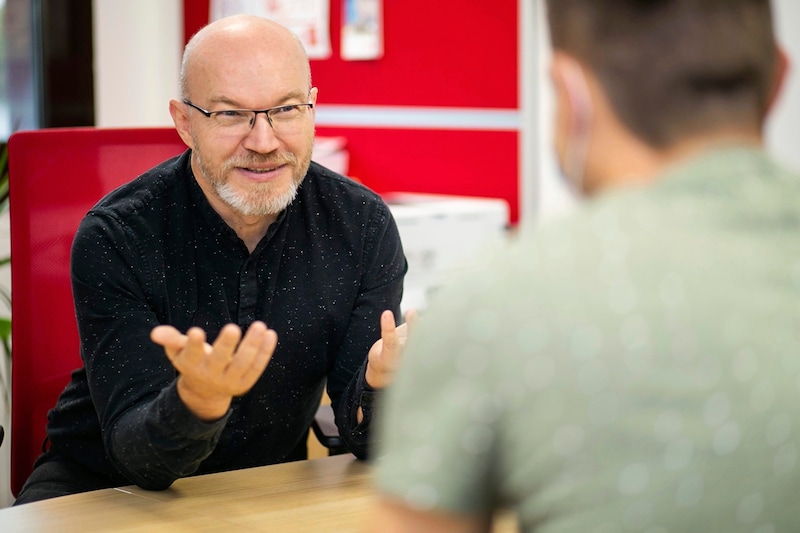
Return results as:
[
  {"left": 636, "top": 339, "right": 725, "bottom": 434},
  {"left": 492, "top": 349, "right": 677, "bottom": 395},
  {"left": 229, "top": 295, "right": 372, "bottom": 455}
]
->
[
  {"left": 22, "top": 150, "right": 406, "bottom": 497},
  {"left": 377, "top": 146, "right": 800, "bottom": 532}
]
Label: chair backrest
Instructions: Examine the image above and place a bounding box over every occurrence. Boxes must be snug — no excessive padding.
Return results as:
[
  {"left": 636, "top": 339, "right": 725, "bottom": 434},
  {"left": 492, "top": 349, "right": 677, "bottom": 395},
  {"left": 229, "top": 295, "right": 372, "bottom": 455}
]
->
[{"left": 8, "top": 127, "right": 187, "bottom": 496}]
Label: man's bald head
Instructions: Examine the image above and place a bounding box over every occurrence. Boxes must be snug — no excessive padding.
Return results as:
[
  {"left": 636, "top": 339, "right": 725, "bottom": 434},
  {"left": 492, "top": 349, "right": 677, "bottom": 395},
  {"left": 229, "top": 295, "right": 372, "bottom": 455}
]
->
[{"left": 180, "top": 14, "right": 311, "bottom": 101}]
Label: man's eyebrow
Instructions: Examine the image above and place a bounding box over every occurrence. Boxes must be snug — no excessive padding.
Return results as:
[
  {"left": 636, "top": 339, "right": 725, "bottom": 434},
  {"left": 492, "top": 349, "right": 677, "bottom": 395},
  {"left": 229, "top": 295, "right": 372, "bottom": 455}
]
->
[
  {"left": 206, "top": 91, "right": 309, "bottom": 109},
  {"left": 276, "top": 90, "right": 310, "bottom": 103}
]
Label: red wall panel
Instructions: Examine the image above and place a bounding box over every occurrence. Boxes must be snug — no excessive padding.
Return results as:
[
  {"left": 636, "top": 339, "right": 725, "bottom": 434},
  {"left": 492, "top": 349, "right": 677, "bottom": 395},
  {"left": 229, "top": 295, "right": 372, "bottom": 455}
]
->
[
  {"left": 310, "top": 1, "right": 518, "bottom": 109},
  {"left": 317, "top": 126, "right": 519, "bottom": 222},
  {"left": 183, "top": 0, "right": 210, "bottom": 43}
]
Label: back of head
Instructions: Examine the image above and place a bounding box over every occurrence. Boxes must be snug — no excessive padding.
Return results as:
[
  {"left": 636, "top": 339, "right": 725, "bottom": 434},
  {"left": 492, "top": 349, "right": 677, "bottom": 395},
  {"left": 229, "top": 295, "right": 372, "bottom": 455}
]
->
[{"left": 545, "top": 0, "right": 778, "bottom": 148}]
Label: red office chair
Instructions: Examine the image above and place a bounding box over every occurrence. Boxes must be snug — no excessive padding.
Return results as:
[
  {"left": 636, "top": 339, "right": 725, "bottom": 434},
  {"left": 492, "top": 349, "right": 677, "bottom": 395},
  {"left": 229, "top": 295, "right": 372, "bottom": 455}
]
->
[{"left": 8, "top": 127, "right": 187, "bottom": 496}]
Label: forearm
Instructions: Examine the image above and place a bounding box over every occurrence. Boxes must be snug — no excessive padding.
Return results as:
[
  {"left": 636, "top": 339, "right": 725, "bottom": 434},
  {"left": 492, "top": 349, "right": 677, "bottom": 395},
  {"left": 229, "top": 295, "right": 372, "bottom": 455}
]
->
[{"left": 107, "top": 383, "right": 229, "bottom": 490}]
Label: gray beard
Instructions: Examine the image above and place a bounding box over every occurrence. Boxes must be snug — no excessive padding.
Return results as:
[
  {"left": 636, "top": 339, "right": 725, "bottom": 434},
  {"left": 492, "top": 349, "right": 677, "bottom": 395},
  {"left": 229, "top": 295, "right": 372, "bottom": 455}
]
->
[
  {"left": 192, "top": 140, "right": 312, "bottom": 216},
  {"left": 214, "top": 178, "right": 301, "bottom": 216}
]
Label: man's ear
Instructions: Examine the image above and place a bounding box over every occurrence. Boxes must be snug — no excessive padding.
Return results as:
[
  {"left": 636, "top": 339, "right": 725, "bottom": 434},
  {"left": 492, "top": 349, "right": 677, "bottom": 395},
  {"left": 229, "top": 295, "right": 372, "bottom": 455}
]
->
[
  {"left": 549, "top": 51, "right": 596, "bottom": 194},
  {"left": 550, "top": 52, "right": 591, "bottom": 135},
  {"left": 765, "top": 44, "right": 790, "bottom": 118},
  {"left": 169, "top": 99, "right": 195, "bottom": 149}
]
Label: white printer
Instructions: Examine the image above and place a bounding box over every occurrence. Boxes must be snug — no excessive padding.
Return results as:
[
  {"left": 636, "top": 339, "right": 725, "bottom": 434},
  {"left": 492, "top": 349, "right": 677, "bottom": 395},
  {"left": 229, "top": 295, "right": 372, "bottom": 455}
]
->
[{"left": 384, "top": 192, "right": 510, "bottom": 311}]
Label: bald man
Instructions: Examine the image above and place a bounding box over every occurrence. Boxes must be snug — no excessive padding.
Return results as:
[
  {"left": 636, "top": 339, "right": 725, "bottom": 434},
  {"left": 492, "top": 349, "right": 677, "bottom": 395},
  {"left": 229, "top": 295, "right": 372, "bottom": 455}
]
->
[{"left": 15, "top": 14, "right": 409, "bottom": 505}]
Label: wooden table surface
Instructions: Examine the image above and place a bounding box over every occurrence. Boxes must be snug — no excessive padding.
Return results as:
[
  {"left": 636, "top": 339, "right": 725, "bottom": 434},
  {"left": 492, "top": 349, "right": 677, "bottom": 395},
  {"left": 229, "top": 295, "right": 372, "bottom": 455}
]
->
[{"left": 0, "top": 454, "right": 517, "bottom": 532}]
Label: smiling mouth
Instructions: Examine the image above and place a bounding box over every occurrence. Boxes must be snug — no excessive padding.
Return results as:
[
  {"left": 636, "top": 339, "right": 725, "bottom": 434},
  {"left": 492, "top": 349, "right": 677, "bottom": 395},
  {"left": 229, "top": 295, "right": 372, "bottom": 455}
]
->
[{"left": 244, "top": 164, "right": 285, "bottom": 173}]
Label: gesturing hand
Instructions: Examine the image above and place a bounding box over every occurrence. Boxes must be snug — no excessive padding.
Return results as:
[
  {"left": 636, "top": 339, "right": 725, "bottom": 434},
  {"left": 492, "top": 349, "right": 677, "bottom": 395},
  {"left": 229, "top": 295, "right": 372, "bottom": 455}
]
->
[
  {"left": 365, "top": 309, "right": 419, "bottom": 390},
  {"left": 150, "top": 321, "right": 278, "bottom": 421}
]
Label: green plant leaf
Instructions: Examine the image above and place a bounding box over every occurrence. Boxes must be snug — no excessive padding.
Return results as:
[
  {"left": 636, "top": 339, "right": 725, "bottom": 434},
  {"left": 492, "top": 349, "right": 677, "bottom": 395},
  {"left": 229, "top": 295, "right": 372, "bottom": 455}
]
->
[
  {"left": 0, "top": 317, "right": 10, "bottom": 339},
  {"left": 0, "top": 283, "right": 10, "bottom": 310}
]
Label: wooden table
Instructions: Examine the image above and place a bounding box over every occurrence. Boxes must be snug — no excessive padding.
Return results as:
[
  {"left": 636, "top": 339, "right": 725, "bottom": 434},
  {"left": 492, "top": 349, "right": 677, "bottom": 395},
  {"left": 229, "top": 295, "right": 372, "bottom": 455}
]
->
[{"left": 0, "top": 454, "right": 517, "bottom": 532}]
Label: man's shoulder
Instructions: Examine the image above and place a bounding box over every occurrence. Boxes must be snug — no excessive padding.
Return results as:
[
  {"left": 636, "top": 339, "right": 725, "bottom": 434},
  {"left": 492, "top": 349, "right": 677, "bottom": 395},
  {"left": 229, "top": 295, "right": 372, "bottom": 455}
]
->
[
  {"left": 74, "top": 151, "right": 191, "bottom": 248},
  {"left": 89, "top": 151, "right": 190, "bottom": 220}
]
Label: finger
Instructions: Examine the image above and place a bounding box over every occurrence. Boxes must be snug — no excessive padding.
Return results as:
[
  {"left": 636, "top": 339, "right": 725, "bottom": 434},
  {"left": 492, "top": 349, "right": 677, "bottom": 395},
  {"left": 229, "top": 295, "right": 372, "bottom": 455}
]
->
[
  {"left": 395, "top": 308, "right": 419, "bottom": 343},
  {"left": 240, "top": 321, "right": 268, "bottom": 359},
  {"left": 238, "top": 327, "right": 278, "bottom": 389},
  {"left": 182, "top": 327, "right": 209, "bottom": 368},
  {"left": 150, "top": 325, "right": 187, "bottom": 357},
  {"left": 380, "top": 309, "right": 400, "bottom": 354},
  {"left": 159, "top": 326, "right": 206, "bottom": 375},
  {"left": 208, "top": 323, "right": 242, "bottom": 372},
  {"left": 404, "top": 308, "right": 420, "bottom": 332},
  {"left": 225, "top": 322, "right": 276, "bottom": 392},
  {"left": 226, "top": 321, "right": 267, "bottom": 378},
  {"left": 232, "top": 321, "right": 267, "bottom": 369}
]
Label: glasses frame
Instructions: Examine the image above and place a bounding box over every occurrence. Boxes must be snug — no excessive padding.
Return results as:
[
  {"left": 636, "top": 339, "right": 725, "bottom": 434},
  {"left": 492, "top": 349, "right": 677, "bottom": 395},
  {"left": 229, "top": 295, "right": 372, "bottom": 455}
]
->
[{"left": 182, "top": 99, "right": 315, "bottom": 133}]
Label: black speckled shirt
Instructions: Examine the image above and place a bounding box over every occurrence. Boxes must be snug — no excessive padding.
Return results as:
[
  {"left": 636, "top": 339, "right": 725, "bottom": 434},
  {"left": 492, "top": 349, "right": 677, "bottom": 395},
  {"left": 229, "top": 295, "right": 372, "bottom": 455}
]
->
[{"left": 37, "top": 150, "right": 406, "bottom": 491}]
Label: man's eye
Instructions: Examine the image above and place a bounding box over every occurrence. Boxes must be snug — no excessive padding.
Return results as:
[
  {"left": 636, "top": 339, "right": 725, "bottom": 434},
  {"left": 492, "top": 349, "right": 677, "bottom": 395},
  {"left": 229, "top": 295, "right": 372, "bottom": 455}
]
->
[
  {"left": 272, "top": 105, "right": 297, "bottom": 115},
  {"left": 218, "top": 110, "right": 247, "bottom": 118}
]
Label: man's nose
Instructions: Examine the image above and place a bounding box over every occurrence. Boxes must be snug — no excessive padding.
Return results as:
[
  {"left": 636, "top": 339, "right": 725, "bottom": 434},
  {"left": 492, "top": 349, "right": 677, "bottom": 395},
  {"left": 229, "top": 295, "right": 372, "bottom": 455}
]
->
[{"left": 242, "top": 112, "right": 281, "bottom": 153}]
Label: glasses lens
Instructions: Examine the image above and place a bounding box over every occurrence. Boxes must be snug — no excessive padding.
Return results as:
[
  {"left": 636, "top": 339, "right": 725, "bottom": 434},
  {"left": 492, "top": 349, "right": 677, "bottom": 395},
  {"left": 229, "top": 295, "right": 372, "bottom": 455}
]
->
[
  {"left": 206, "top": 104, "right": 311, "bottom": 135},
  {"left": 211, "top": 110, "right": 254, "bottom": 134},
  {"left": 268, "top": 105, "right": 309, "bottom": 132}
]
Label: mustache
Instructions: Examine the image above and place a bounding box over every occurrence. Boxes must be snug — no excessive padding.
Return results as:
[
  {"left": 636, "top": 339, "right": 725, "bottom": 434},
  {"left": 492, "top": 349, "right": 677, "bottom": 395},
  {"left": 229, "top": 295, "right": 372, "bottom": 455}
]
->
[{"left": 226, "top": 152, "right": 297, "bottom": 168}]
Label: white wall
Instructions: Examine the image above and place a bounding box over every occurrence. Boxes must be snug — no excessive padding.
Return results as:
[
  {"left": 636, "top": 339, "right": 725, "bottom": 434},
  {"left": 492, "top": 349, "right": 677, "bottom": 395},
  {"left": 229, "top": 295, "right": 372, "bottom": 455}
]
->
[
  {"left": 766, "top": 0, "right": 800, "bottom": 172},
  {"left": 92, "top": 0, "right": 182, "bottom": 127}
]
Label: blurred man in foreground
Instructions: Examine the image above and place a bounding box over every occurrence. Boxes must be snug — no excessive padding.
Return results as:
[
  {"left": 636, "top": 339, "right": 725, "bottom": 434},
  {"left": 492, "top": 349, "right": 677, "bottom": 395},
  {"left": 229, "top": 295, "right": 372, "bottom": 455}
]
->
[{"left": 371, "top": 0, "right": 799, "bottom": 531}]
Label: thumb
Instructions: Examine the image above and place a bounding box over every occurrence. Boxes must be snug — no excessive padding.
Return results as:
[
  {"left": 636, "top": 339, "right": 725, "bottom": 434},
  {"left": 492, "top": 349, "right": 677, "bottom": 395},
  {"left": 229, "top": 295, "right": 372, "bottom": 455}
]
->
[
  {"left": 150, "top": 325, "right": 187, "bottom": 356},
  {"left": 380, "top": 310, "right": 399, "bottom": 351}
]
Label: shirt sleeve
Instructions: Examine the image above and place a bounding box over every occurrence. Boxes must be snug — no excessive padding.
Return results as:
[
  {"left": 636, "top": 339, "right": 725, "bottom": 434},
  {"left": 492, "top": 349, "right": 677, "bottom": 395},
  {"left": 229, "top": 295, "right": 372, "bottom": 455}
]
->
[
  {"left": 329, "top": 199, "right": 407, "bottom": 459},
  {"left": 71, "top": 212, "right": 227, "bottom": 490}
]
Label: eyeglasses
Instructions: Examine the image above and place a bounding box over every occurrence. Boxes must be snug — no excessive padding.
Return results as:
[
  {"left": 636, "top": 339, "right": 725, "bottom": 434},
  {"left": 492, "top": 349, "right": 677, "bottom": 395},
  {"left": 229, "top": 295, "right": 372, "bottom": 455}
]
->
[{"left": 182, "top": 99, "right": 314, "bottom": 135}]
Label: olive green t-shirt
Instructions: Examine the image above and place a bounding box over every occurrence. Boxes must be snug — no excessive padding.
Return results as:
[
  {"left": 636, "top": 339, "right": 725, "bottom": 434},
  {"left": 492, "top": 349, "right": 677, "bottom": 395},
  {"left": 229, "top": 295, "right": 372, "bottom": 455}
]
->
[{"left": 376, "top": 147, "right": 800, "bottom": 532}]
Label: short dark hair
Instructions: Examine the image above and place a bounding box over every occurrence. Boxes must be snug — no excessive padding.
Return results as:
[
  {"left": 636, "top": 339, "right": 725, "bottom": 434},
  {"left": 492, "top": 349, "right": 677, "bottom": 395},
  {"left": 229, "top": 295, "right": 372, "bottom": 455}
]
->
[{"left": 545, "top": 0, "right": 778, "bottom": 147}]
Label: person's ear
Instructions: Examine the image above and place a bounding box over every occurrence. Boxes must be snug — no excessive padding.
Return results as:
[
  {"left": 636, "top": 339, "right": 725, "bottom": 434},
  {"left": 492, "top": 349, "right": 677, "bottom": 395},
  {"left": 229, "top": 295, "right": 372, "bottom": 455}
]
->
[
  {"left": 550, "top": 52, "right": 594, "bottom": 193},
  {"left": 169, "top": 99, "right": 195, "bottom": 149},
  {"left": 550, "top": 52, "right": 592, "bottom": 137},
  {"left": 765, "top": 44, "right": 790, "bottom": 118}
]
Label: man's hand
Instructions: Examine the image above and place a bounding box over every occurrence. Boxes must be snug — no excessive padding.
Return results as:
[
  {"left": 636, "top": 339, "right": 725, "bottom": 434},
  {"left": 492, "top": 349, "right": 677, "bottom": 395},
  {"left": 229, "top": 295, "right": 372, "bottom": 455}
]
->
[
  {"left": 150, "top": 321, "right": 278, "bottom": 422},
  {"left": 365, "top": 309, "right": 418, "bottom": 390}
]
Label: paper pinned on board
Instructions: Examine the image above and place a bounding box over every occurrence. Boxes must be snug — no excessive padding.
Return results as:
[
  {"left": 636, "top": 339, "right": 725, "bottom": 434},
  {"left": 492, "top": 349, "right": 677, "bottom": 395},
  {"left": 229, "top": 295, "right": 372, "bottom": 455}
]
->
[
  {"left": 341, "top": 0, "right": 383, "bottom": 60},
  {"left": 210, "top": 0, "right": 332, "bottom": 59}
]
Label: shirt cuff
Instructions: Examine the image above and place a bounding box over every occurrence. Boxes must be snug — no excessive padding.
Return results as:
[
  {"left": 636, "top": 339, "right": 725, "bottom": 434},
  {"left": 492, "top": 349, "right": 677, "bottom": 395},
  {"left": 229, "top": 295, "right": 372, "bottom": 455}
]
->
[
  {"left": 355, "top": 361, "right": 381, "bottom": 428},
  {"left": 158, "top": 381, "right": 232, "bottom": 441}
]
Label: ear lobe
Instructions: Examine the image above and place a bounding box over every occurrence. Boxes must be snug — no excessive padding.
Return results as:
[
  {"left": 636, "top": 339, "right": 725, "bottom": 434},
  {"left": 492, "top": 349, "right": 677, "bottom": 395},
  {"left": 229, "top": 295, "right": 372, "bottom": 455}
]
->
[{"left": 169, "top": 99, "right": 195, "bottom": 149}]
